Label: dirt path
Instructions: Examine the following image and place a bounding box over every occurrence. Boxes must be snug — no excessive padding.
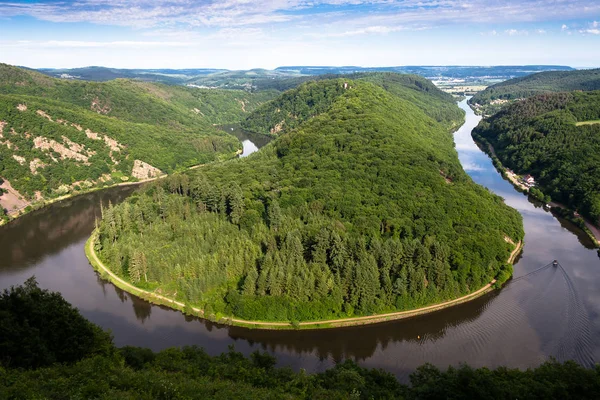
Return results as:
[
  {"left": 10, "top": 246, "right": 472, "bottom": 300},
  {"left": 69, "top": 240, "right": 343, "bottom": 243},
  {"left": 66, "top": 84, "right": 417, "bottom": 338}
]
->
[
  {"left": 0, "top": 179, "right": 30, "bottom": 216},
  {"left": 584, "top": 221, "right": 600, "bottom": 246},
  {"left": 88, "top": 233, "right": 521, "bottom": 330}
]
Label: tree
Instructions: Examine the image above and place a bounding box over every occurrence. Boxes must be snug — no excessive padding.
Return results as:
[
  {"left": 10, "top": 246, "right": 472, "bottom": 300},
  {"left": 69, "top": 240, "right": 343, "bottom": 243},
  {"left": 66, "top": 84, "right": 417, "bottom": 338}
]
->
[
  {"left": 227, "top": 183, "right": 244, "bottom": 225},
  {"left": 267, "top": 198, "right": 282, "bottom": 231},
  {"left": 0, "top": 277, "right": 113, "bottom": 369},
  {"left": 242, "top": 267, "right": 258, "bottom": 296}
]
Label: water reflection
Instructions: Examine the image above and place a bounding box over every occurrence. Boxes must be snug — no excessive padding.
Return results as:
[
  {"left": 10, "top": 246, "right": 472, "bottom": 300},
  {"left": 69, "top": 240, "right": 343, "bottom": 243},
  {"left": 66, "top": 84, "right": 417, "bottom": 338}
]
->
[
  {"left": 1, "top": 100, "right": 599, "bottom": 383},
  {"left": 220, "top": 124, "right": 272, "bottom": 158},
  {"left": 0, "top": 186, "right": 137, "bottom": 274}
]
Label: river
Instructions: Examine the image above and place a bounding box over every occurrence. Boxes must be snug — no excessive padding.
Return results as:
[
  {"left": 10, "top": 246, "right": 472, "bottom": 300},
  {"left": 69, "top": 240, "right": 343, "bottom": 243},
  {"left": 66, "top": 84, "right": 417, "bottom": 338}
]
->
[{"left": 1, "top": 100, "right": 598, "bottom": 382}]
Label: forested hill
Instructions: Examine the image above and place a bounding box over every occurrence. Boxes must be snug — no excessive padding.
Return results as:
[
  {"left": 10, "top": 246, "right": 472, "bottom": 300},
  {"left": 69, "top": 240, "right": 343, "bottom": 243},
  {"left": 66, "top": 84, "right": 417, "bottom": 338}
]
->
[
  {"left": 470, "top": 68, "right": 600, "bottom": 115},
  {"left": 0, "top": 64, "right": 274, "bottom": 216},
  {"left": 95, "top": 77, "right": 523, "bottom": 324},
  {"left": 242, "top": 73, "right": 463, "bottom": 135},
  {"left": 0, "top": 63, "right": 276, "bottom": 125},
  {"left": 473, "top": 91, "right": 600, "bottom": 225}
]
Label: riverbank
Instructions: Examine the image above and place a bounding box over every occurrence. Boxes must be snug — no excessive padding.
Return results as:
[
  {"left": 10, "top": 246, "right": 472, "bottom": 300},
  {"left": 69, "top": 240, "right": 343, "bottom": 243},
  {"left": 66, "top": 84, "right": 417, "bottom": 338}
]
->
[
  {"left": 0, "top": 148, "right": 246, "bottom": 227},
  {"left": 473, "top": 138, "right": 600, "bottom": 247},
  {"left": 86, "top": 230, "right": 522, "bottom": 330},
  {"left": 0, "top": 177, "right": 155, "bottom": 227}
]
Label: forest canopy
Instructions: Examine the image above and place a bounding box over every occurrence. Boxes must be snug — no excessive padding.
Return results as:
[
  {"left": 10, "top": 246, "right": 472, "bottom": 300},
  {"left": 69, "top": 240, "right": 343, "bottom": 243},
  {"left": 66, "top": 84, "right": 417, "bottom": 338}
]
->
[
  {"left": 94, "top": 76, "right": 523, "bottom": 323},
  {"left": 472, "top": 91, "right": 600, "bottom": 224},
  {"left": 470, "top": 68, "right": 600, "bottom": 115}
]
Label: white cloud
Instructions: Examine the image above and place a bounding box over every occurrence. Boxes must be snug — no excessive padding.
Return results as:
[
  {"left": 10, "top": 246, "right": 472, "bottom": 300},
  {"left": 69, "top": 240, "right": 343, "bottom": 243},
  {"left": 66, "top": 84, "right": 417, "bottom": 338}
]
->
[
  {"left": 579, "top": 21, "right": 600, "bottom": 35},
  {"left": 0, "top": 40, "right": 196, "bottom": 48},
  {"left": 535, "top": 29, "right": 546, "bottom": 34},
  {"left": 505, "top": 29, "right": 528, "bottom": 36},
  {"left": 1, "top": 0, "right": 599, "bottom": 31},
  {"left": 316, "top": 25, "right": 410, "bottom": 37},
  {"left": 479, "top": 29, "right": 498, "bottom": 36},
  {"left": 561, "top": 24, "right": 569, "bottom": 31}
]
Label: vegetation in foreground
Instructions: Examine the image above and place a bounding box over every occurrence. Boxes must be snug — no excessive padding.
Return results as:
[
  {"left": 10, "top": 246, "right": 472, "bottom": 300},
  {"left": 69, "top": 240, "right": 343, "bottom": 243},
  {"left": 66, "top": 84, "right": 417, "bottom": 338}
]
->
[
  {"left": 94, "top": 75, "right": 523, "bottom": 324},
  {"left": 1, "top": 279, "right": 599, "bottom": 399},
  {"left": 469, "top": 68, "right": 600, "bottom": 115},
  {"left": 473, "top": 91, "right": 600, "bottom": 225}
]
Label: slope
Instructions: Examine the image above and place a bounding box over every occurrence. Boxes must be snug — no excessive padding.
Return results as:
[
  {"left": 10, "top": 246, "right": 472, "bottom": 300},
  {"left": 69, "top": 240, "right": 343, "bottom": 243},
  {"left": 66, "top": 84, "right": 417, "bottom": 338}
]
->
[
  {"left": 472, "top": 91, "right": 600, "bottom": 225},
  {"left": 470, "top": 68, "right": 600, "bottom": 115},
  {"left": 242, "top": 73, "right": 464, "bottom": 135},
  {"left": 93, "top": 77, "right": 523, "bottom": 324},
  {"left": 0, "top": 64, "right": 275, "bottom": 218}
]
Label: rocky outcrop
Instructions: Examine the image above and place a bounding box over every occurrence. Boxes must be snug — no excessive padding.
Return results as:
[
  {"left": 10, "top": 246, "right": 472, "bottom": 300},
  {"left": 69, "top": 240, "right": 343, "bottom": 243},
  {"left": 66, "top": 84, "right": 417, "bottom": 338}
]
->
[
  {"left": 270, "top": 121, "right": 285, "bottom": 135},
  {"left": 29, "top": 158, "right": 46, "bottom": 175},
  {"left": 12, "top": 155, "right": 26, "bottom": 165},
  {"left": 85, "top": 129, "right": 123, "bottom": 152},
  {"left": 17, "top": 104, "right": 27, "bottom": 112},
  {"left": 33, "top": 137, "right": 89, "bottom": 163},
  {"left": 36, "top": 110, "right": 53, "bottom": 121},
  {"left": 131, "top": 160, "right": 162, "bottom": 180},
  {"left": 91, "top": 97, "right": 111, "bottom": 114}
]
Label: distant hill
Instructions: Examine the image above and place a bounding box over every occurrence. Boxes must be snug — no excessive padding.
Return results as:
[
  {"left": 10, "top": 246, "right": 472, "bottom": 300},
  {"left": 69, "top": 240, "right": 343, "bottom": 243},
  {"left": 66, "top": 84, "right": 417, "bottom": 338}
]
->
[
  {"left": 275, "top": 65, "right": 574, "bottom": 78},
  {"left": 36, "top": 66, "right": 225, "bottom": 84},
  {"left": 0, "top": 63, "right": 274, "bottom": 217},
  {"left": 35, "top": 65, "right": 574, "bottom": 91},
  {"left": 470, "top": 68, "right": 600, "bottom": 115},
  {"left": 472, "top": 91, "right": 600, "bottom": 224}
]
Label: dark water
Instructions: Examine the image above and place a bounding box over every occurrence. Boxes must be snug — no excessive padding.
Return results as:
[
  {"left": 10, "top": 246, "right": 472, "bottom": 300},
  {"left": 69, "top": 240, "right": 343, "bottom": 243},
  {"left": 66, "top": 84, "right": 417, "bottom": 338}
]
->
[{"left": 1, "top": 100, "right": 599, "bottom": 382}]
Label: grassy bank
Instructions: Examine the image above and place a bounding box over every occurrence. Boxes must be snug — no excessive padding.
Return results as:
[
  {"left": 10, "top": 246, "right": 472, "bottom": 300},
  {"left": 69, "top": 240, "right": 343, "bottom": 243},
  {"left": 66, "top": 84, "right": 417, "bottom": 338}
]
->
[{"left": 471, "top": 135, "right": 600, "bottom": 248}]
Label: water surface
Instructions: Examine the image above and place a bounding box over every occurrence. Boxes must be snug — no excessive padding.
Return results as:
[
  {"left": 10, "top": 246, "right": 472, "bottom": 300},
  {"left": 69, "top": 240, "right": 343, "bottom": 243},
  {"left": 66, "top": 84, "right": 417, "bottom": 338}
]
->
[{"left": 1, "top": 100, "right": 598, "bottom": 381}]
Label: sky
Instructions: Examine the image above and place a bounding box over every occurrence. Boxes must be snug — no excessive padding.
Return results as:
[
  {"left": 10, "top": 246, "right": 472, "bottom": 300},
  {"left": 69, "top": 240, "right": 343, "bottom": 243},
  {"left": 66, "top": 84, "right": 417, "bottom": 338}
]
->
[{"left": 0, "top": 0, "right": 599, "bottom": 69}]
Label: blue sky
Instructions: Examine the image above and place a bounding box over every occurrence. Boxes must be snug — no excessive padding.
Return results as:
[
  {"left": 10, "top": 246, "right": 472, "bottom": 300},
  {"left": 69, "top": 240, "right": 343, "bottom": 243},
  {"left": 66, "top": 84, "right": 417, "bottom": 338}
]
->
[{"left": 0, "top": 0, "right": 599, "bottom": 69}]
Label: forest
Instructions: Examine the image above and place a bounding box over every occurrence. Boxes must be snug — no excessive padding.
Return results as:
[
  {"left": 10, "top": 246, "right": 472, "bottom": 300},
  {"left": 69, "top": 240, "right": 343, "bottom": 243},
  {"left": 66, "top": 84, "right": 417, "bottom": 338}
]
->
[
  {"left": 2, "top": 278, "right": 599, "bottom": 399},
  {"left": 472, "top": 91, "right": 600, "bottom": 225},
  {"left": 242, "top": 73, "right": 464, "bottom": 134},
  {"left": 94, "top": 76, "right": 524, "bottom": 323},
  {"left": 0, "top": 63, "right": 275, "bottom": 203},
  {"left": 470, "top": 68, "right": 600, "bottom": 115}
]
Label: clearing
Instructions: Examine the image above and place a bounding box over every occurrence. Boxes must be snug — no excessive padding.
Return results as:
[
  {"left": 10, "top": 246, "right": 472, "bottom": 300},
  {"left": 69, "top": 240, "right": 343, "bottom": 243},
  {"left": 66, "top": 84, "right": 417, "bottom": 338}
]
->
[{"left": 0, "top": 179, "right": 30, "bottom": 216}]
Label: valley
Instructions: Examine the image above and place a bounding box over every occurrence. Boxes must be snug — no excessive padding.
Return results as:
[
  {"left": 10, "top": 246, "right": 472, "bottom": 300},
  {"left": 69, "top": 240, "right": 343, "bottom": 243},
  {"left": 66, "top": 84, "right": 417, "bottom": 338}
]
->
[
  {"left": 1, "top": 96, "right": 598, "bottom": 382},
  {"left": 0, "top": 64, "right": 276, "bottom": 223}
]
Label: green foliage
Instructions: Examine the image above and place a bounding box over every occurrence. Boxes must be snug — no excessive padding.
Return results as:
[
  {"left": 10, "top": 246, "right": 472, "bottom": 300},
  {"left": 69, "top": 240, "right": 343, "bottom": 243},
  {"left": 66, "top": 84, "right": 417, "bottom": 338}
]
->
[
  {"left": 0, "top": 277, "right": 114, "bottom": 369},
  {"left": 471, "top": 68, "right": 600, "bottom": 115},
  {"left": 1, "top": 281, "right": 599, "bottom": 399},
  {"left": 409, "top": 360, "right": 600, "bottom": 400},
  {"left": 0, "top": 63, "right": 277, "bottom": 200},
  {"left": 242, "top": 73, "right": 464, "bottom": 135},
  {"left": 96, "top": 77, "right": 523, "bottom": 323},
  {"left": 473, "top": 91, "right": 600, "bottom": 223}
]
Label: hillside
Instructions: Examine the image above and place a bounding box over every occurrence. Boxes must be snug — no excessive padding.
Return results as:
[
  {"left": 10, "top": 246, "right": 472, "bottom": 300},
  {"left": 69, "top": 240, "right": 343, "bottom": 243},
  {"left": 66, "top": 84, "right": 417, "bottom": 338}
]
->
[
  {"left": 93, "top": 76, "right": 523, "bottom": 324},
  {"left": 0, "top": 64, "right": 274, "bottom": 219},
  {"left": 470, "top": 68, "right": 600, "bottom": 115},
  {"left": 472, "top": 91, "right": 600, "bottom": 225},
  {"left": 242, "top": 73, "right": 464, "bottom": 135}
]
